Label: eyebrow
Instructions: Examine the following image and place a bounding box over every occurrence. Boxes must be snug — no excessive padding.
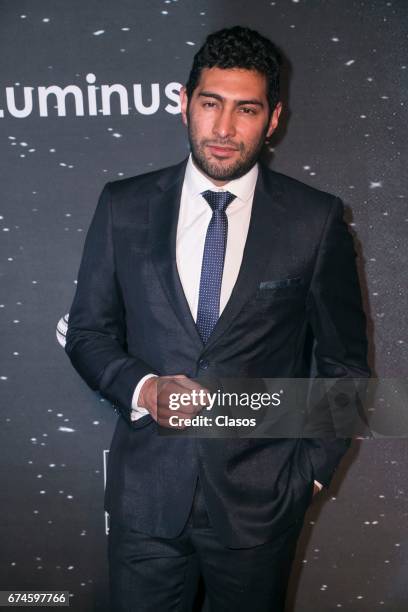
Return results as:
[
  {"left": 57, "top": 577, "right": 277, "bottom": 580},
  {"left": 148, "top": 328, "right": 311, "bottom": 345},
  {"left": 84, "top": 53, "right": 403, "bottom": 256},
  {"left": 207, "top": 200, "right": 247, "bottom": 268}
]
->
[{"left": 198, "top": 91, "right": 264, "bottom": 108}]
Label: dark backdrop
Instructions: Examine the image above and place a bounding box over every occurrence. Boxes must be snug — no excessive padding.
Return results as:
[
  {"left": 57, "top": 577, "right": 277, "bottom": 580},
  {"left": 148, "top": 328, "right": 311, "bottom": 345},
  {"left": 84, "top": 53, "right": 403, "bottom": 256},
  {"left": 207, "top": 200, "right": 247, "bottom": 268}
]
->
[{"left": 1, "top": 1, "right": 407, "bottom": 610}]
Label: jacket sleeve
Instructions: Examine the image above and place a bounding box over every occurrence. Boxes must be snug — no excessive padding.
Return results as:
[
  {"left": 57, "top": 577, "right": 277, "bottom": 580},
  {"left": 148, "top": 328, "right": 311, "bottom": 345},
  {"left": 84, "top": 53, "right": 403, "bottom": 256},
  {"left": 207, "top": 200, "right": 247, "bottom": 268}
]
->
[
  {"left": 65, "top": 183, "right": 158, "bottom": 425},
  {"left": 303, "top": 196, "right": 370, "bottom": 487}
]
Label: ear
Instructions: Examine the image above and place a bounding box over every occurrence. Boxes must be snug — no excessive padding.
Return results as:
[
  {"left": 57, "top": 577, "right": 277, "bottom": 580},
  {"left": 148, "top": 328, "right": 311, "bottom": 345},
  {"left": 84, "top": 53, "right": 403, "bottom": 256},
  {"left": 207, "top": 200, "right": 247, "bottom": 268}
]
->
[
  {"left": 266, "top": 101, "right": 283, "bottom": 138},
  {"left": 180, "top": 86, "right": 189, "bottom": 127}
]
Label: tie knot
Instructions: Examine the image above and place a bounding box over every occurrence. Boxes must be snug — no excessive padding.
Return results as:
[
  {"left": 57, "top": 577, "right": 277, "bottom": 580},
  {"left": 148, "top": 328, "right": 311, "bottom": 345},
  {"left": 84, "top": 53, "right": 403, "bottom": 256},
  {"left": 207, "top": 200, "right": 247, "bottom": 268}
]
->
[{"left": 201, "top": 190, "right": 236, "bottom": 213}]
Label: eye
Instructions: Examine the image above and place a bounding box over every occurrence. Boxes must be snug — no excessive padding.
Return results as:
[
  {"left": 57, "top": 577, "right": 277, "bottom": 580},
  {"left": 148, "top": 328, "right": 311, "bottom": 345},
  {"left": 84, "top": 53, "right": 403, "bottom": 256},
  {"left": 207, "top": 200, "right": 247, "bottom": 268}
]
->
[
  {"left": 239, "top": 107, "right": 257, "bottom": 115},
  {"left": 202, "top": 101, "right": 218, "bottom": 108}
]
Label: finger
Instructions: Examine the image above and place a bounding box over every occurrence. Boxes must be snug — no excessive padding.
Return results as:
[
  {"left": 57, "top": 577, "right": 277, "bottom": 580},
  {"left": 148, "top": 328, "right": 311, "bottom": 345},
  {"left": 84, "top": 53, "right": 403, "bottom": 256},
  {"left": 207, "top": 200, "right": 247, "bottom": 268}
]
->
[
  {"left": 163, "top": 375, "right": 209, "bottom": 394},
  {"left": 159, "top": 377, "right": 197, "bottom": 397}
]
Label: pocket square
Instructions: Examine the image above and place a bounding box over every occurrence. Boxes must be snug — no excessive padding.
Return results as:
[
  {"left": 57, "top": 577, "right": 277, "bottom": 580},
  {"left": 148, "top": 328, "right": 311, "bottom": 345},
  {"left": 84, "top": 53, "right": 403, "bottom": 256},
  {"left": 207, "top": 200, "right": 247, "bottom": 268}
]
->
[{"left": 259, "top": 277, "right": 303, "bottom": 290}]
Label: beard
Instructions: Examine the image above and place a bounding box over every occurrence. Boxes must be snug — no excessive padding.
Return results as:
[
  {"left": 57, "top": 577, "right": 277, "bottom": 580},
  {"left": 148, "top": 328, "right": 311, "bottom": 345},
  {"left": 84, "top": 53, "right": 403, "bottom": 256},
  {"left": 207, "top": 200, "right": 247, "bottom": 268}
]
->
[{"left": 187, "top": 119, "right": 269, "bottom": 183}]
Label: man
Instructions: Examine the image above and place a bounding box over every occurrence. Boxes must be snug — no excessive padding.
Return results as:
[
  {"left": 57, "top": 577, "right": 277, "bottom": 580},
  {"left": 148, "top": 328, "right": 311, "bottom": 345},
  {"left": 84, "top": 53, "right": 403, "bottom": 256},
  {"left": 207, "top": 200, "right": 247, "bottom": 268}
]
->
[{"left": 65, "top": 26, "right": 370, "bottom": 611}]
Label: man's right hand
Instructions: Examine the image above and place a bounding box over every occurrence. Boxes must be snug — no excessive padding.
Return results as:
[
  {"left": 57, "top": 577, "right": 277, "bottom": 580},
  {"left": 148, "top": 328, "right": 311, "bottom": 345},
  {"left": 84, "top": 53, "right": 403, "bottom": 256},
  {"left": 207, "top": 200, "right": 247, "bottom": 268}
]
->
[{"left": 138, "top": 375, "right": 209, "bottom": 429}]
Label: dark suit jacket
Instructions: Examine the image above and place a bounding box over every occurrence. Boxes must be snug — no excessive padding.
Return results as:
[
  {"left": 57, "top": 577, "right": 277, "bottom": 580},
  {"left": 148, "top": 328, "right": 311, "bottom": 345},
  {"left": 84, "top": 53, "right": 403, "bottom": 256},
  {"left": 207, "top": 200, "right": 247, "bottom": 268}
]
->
[{"left": 65, "top": 159, "right": 370, "bottom": 548}]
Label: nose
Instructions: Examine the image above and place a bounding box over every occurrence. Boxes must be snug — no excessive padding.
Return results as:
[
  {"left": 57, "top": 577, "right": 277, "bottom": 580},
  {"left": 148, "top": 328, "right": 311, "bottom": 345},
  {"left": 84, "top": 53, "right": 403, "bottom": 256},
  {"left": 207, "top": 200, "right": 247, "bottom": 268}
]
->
[{"left": 212, "top": 107, "right": 236, "bottom": 139}]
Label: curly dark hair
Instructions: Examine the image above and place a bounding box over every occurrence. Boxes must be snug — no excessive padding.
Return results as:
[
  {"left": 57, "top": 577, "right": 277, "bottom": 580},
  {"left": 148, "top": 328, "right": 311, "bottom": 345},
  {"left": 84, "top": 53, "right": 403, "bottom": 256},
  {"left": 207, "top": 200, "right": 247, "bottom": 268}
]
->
[{"left": 185, "top": 26, "right": 281, "bottom": 115}]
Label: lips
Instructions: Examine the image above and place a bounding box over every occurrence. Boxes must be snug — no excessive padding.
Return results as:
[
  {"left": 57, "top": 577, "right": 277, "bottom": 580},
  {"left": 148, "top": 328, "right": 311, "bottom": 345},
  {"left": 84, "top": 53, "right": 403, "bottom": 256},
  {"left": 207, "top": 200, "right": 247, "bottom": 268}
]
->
[{"left": 207, "top": 144, "right": 238, "bottom": 157}]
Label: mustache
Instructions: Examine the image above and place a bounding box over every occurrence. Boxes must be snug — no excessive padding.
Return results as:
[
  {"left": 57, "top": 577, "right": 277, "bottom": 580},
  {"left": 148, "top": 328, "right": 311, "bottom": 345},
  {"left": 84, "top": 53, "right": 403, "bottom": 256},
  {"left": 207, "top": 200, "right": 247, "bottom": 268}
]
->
[{"left": 203, "top": 139, "right": 243, "bottom": 151}]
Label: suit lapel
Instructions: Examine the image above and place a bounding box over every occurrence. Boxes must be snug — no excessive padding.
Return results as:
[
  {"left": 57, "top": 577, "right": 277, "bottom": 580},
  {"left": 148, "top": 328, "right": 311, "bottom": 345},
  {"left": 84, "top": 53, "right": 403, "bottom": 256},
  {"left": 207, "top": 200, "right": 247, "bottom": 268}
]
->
[
  {"left": 148, "top": 160, "right": 285, "bottom": 353},
  {"left": 204, "top": 164, "right": 285, "bottom": 352},
  {"left": 149, "top": 160, "right": 204, "bottom": 351}
]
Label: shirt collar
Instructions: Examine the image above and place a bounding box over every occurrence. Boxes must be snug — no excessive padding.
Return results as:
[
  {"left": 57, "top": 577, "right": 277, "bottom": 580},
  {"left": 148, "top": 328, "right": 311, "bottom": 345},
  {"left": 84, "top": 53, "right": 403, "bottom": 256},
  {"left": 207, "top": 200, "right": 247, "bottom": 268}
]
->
[{"left": 184, "top": 153, "right": 258, "bottom": 203}]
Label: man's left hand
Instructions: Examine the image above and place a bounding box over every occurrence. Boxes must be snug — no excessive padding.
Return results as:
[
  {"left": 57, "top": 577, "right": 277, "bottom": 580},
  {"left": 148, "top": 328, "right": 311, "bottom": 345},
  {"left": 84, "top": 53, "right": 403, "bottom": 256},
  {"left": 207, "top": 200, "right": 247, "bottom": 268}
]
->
[{"left": 313, "top": 482, "right": 323, "bottom": 496}]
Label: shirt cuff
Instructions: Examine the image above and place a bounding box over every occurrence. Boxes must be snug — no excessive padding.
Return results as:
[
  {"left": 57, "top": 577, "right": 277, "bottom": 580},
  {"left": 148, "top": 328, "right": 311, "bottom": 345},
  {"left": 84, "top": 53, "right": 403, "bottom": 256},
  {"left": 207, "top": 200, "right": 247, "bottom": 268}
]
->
[
  {"left": 313, "top": 480, "right": 323, "bottom": 491},
  {"left": 130, "top": 374, "right": 158, "bottom": 421}
]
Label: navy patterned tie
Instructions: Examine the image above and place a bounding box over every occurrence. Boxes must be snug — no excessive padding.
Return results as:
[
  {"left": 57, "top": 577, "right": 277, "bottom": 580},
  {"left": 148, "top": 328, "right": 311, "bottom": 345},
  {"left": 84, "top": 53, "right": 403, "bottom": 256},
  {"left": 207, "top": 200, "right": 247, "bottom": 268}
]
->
[{"left": 196, "top": 190, "right": 236, "bottom": 344}]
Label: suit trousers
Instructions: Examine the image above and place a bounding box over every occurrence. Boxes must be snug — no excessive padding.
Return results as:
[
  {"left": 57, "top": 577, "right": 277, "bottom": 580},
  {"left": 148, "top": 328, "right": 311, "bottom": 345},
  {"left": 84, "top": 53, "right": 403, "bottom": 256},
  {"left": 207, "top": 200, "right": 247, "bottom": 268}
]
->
[{"left": 108, "top": 478, "right": 304, "bottom": 612}]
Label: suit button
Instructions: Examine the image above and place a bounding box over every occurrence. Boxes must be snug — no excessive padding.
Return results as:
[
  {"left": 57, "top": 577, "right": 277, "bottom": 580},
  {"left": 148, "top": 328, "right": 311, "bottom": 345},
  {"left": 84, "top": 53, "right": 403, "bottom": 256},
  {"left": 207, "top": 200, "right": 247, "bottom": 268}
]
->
[{"left": 198, "top": 359, "right": 209, "bottom": 370}]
